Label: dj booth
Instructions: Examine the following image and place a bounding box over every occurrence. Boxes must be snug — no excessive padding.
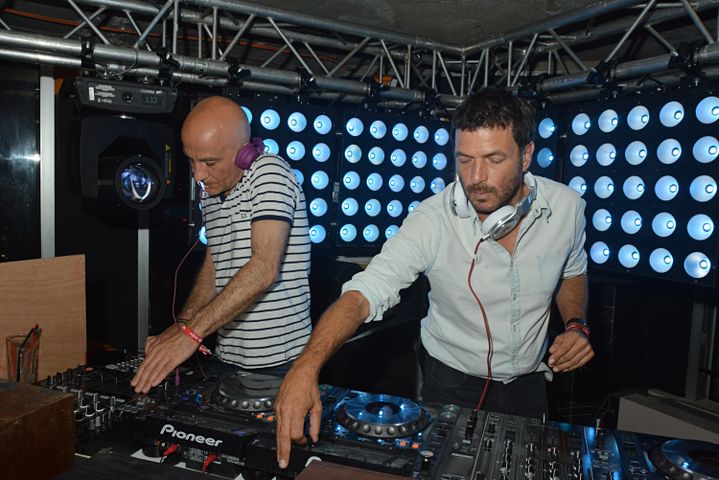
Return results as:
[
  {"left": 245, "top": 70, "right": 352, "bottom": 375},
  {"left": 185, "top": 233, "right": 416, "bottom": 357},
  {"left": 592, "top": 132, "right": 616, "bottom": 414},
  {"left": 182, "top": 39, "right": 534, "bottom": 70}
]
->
[{"left": 4, "top": 357, "right": 717, "bottom": 480}]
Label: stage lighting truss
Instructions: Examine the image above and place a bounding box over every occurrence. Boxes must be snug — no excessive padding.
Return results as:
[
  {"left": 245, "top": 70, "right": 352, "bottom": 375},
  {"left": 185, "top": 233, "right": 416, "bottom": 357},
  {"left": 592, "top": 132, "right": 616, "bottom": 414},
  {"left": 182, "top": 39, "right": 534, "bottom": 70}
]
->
[
  {"left": 338, "top": 112, "right": 454, "bottom": 251},
  {"left": 563, "top": 91, "right": 719, "bottom": 285}
]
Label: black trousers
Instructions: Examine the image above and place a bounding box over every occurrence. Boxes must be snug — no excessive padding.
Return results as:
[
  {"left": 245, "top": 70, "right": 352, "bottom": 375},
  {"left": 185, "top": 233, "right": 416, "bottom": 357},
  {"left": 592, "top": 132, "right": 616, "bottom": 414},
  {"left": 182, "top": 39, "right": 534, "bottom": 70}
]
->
[{"left": 419, "top": 346, "right": 549, "bottom": 418}]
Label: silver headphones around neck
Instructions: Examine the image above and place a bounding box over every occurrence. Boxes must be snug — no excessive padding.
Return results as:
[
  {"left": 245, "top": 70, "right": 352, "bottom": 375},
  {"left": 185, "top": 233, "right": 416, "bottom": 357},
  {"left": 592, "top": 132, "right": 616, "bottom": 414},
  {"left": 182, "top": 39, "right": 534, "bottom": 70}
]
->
[{"left": 451, "top": 172, "right": 537, "bottom": 241}]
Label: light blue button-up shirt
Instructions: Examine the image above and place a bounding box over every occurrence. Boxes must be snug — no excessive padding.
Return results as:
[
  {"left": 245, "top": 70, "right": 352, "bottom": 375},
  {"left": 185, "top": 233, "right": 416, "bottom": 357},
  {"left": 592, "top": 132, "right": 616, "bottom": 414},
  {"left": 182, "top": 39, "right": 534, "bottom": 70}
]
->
[{"left": 342, "top": 174, "right": 587, "bottom": 382}]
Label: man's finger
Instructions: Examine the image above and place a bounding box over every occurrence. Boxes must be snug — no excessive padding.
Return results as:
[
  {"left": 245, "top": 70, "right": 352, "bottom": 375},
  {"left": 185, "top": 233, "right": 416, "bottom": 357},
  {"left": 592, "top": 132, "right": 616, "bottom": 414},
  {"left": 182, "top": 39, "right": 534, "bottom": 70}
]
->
[{"left": 308, "top": 405, "right": 322, "bottom": 443}]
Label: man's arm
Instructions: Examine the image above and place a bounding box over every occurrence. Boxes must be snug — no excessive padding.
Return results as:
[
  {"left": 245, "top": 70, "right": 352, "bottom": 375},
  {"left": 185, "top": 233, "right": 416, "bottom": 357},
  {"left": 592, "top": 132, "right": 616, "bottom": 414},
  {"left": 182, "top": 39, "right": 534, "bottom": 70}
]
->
[
  {"left": 548, "top": 274, "right": 594, "bottom": 372},
  {"left": 131, "top": 219, "right": 290, "bottom": 393},
  {"left": 274, "top": 290, "right": 369, "bottom": 469},
  {"left": 177, "top": 248, "right": 217, "bottom": 322}
]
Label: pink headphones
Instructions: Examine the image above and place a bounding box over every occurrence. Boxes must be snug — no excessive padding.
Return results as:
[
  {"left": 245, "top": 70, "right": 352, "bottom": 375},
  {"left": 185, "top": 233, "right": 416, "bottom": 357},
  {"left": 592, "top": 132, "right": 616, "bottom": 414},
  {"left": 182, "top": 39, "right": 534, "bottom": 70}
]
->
[{"left": 235, "top": 137, "right": 266, "bottom": 170}]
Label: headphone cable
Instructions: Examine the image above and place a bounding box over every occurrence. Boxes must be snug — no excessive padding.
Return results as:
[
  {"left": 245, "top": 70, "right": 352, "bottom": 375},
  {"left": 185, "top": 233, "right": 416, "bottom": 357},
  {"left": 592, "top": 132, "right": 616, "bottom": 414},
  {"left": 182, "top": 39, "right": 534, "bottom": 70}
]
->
[{"left": 467, "top": 236, "right": 493, "bottom": 412}]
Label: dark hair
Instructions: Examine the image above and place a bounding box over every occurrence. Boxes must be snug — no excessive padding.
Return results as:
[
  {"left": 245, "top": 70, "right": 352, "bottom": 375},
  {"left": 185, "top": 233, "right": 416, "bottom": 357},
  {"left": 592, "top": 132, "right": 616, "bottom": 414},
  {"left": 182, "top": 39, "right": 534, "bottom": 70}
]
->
[{"left": 451, "top": 87, "right": 536, "bottom": 151}]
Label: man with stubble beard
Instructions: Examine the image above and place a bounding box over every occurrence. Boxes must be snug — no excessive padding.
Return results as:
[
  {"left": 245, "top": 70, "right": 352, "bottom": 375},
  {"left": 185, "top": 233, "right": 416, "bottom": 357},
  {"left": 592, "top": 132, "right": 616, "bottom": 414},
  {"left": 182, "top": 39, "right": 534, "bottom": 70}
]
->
[{"left": 272, "top": 87, "right": 594, "bottom": 470}]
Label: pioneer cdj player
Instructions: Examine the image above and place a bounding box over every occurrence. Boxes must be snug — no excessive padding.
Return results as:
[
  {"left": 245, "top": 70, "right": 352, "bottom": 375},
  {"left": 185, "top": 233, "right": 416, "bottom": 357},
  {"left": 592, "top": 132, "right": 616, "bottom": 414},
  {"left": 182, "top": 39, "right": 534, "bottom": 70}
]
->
[{"left": 43, "top": 362, "right": 719, "bottom": 480}]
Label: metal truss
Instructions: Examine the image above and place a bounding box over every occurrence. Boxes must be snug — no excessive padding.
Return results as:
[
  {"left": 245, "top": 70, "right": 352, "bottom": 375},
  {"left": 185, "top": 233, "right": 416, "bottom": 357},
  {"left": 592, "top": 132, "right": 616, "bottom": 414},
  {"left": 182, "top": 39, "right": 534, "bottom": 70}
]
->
[{"left": 2, "top": 0, "right": 719, "bottom": 109}]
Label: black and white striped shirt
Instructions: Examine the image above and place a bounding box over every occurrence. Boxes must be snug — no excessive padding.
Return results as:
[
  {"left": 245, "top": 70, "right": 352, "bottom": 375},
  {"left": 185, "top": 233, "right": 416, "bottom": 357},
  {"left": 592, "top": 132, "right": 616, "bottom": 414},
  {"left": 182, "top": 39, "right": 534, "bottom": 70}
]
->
[{"left": 201, "top": 154, "right": 311, "bottom": 369}]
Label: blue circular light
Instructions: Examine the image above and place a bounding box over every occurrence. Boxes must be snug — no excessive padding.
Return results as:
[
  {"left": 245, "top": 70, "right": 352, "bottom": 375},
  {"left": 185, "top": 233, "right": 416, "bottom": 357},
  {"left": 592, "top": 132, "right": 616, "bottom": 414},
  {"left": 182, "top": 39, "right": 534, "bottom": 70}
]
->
[
  {"left": 311, "top": 170, "right": 329, "bottom": 190},
  {"left": 387, "top": 200, "right": 403, "bottom": 218},
  {"left": 309, "top": 225, "right": 326, "bottom": 243},
  {"left": 368, "top": 147, "right": 385, "bottom": 165},
  {"left": 408, "top": 200, "right": 420, "bottom": 212},
  {"left": 339, "top": 224, "right": 357, "bottom": 242},
  {"left": 385, "top": 225, "right": 399, "bottom": 239},
  {"left": 412, "top": 151, "right": 427, "bottom": 169},
  {"left": 241, "top": 106, "right": 253, "bottom": 124},
  {"left": 370, "top": 120, "right": 387, "bottom": 139},
  {"left": 287, "top": 112, "right": 307, "bottom": 132},
  {"left": 432, "top": 153, "right": 448, "bottom": 170},
  {"left": 292, "top": 169, "right": 304, "bottom": 185},
  {"left": 341, "top": 198, "right": 359, "bottom": 216},
  {"left": 363, "top": 224, "right": 380, "bottom": 242},
  {"left": 365, "top": 199, "right": 381, "bottom": 217},
  {"left": 312, "top": 143, "right": 331, "bottom": 162},
  {"left": 310, "top": 198, "right": 328, "bottom": 217},
  {"left": 410, "top": 176, "right": 425, "bottom": 193},
  {"left": 286, "top": 141, "right": 305, "bottom": 161},
  {"left": 366, "top": 173, "right": 383, "bottom": 191},
  {"left": 343, "top": 171, "right": 360, "bottom": 190},
  {"left": 388, "top": 174, "right": 405, "bottom": 193},
  {"left": 434, "top": 128, "right": 450, "bottom": 145},
  {"left": 263, "top": 139, "right": 279, "bottom": 155},
  {"left": 313, "top": 114, "right": 332, "bottom": 134},
  {"left": 344, "top": 144, "right": 362, "bottom": 163},
  {"left": 430, "top": 177, "right": 446, "bottom": 193},
  {"left": 346, "top": 117, "right": 364, "bottom": 136},
  {"left": 392, "top": 123, "right": 409, "bottom": 141},
  {"left": 414, "top": 126, "right": 430, "bottom": 143},
  {"left": 260, "top": 109, "right": 280, "bottom": 130}
]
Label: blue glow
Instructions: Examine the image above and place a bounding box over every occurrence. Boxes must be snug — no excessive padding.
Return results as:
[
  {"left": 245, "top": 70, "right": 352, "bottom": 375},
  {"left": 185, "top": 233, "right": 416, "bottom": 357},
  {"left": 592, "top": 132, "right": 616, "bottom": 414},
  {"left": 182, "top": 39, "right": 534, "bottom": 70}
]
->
[
  {"left": 628, "top": 105, "right": 650, "bottom": 130},
  {"left": 410, "top": 176, "right": 425, "bottom": 193},
  {"left": 368, "top": 147, "right": 385, "bottom": 165},
  {"left": 311, "top": 170, "right": 329, "bottom": 190},
  {"left": 412, "top": 151, "right": 428, "bottom": 169},
  {"left": 346, "top": 117, "right": 364, "bottom": 136},
  {"left": 430, "top": 177, "right": 446, "bottom": 193},
  {"left": 309, "top": 225, "right": 326, "bottom": 244},
  {"left": 659, "top": 101, "right": 684, "bottom": 127},
  {"left": 292, "top": 169, "right": 304, "bottom": 185},
  {"left": 568, "top": 176, "right": 587, "bottom": 196},
  {"left": 241, "top": 106, "right": 253, "bottom": 124},
  {"left": 312, "top": 143, "right": 331, "bottom": 162},
  {"left": 385, "top": 225, "right": 399, "bottom": 238},
  {"left": 693, "top": 136, "right": 719, "bottom": 163},
  {"left": 263, "top": 139, "right": 279, "bottom": 155},
  {"left": 287, "top": 112, "right": 307, "bottom": 132},
  {"left": 596, "top": 143, "right": 616, "bottom": 166},
  {"left": 687, "top": 214, "right": 713, "bottom": 240},
  {"left": 537, "top": 147, "right": 554, "bottom": 168},
  {"left": 363, "top": 224, "right": 380, "bottom": 242},
  {"left": 365, "top": 199, "right": 381, "bottom": 217},
  {"left": 387, "top": 200, "right": 403, "bottom": 218},
  {"left": 657, "top": 138, "right": 681, "bottom": 164},
  {"left": 310, "top": 198, "right": 328, "bottom": 217},
  {"left": 592, "top": 209, "right": 612, "bottom": 232},
  {"left": 618, "top": 245, "right": 640, "bottom": 268},
  {"left": 685, "top": 252, "right": 711, "bottom": 279},
  {"left": 594, "top": 176, "right": 614, "bottom": 199},
  {"left": 199, "top": 225, "right": 207, "bottom": 245},
  {"left": 650, "top": 248, "right": 673, "bottom": 273},
  {"left": 598, "top": 109, "right": 618, "bottom": 132},
  {"left": 366, "top": 173, "right": 383, "bottom": 191},
  {"left": 343, "top": 171, "right": 360, "bottom": 190},
  {"left": 652, "top": 212, "right": 676, "bottom": 237},
  {"left": 590, "top": 241, "right": 610, "bottom": 264},
  {"left": 260, "top": 109, "right": 280, "bottom": 130},
  {"left": 344, "top": 144, "right": 362, "bottom": 163},
  {"left": 621, "top": 211, "right": 642, "bottom": 234},
  {"left": 369, "top": 120, "right": 387, "bottom": 139},
  {"left": 625, "top": 140, "right": 648, "bottom": 165},
  {"left": 414, "top": 126, "right": 430, "bottom": 143},
  {"left": 434, "top": 128, "right": 450, "bottom": 145},
  {"left": 392, "top": 123, "right": 409, "bottom": 141},
  {"left": 570, "top": 145, "right": 589, "bottom": 167},
  {"left": 286, "top": 141, "right": 306, "bottom": 161},
  {"left": 313, "top": 114, "right": 332, "bottom": 135},
  {"left": 408, "top": 200, "right": 420, "bottom": 212},
  {"left": 339, "top": 224, "right": 357, "bottom": 242},
  {"left": 341, "top": 198, "right": 359, "bottom": 216},
  {"left": 690, "top": 175, "right": 717, "bottom": 202},
  {"left": 696, "top": 96, "right": 719, "bottom": 124},
  {"left": 388, "top": 174, "right": 405, "bottom": 192},
  {"left": 572, "top": 113, "right": 591, "bottom": 135},
  {"left": 655, "top": 175, "right": 679, "bottom": 201},
  {"left": 432, "top": 153, "right": 448, "bottom": 170},
  {"left": 623, "top": 176, "right": 645, "bottom": 200},
  {"left": 538, "top": 118, "right": 556, "bottom": 138},
  {"left": 390, "top": 149, "right": 407, "bottom": 167}
]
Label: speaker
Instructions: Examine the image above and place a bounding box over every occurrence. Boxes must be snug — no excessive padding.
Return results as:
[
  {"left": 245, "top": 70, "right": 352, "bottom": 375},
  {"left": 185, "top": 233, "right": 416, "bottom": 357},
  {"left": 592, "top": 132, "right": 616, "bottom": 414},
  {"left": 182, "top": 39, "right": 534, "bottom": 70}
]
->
[{"left": 451, "top": 172, "right": 537, "bottom": 241}]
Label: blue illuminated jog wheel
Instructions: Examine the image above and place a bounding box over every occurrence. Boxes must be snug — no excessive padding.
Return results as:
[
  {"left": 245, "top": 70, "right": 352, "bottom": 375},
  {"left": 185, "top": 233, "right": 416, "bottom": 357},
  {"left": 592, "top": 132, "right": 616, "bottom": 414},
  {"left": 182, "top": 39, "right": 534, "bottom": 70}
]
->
[{"left": 334, "top": 393, "right": 429, "bottom": 439}]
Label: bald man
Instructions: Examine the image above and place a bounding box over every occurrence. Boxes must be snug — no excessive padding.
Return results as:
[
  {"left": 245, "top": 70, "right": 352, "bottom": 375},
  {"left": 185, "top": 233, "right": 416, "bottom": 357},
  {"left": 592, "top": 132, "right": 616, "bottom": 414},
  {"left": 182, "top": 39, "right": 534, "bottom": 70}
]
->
[{"left": 132, "top": 96, "right": 312, "bottom": 393}]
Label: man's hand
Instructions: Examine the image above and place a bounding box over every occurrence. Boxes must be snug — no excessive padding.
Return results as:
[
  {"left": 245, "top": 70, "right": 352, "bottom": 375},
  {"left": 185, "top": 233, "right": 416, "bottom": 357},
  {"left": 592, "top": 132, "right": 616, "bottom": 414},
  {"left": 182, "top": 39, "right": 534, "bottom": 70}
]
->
[
  {"left": 548, "top": 330, "right": 594, "bottom": 373},
  {"left": 131, "top": 324, "right": 199, "bottom": 393},
  {"left": 273, "top": 366, "right": 323, "bottom": 469}
]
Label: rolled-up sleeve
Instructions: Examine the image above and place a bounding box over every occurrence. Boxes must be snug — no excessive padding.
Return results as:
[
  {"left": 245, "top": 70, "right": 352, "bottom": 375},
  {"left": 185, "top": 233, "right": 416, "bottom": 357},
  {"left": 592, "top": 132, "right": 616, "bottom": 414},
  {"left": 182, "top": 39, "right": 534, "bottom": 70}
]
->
[
  {"left": 342, "top": 207, "right": 439, "bottom": 322},
  {"left": 562, "top": 197, "right": 588, "bottom": 278}
]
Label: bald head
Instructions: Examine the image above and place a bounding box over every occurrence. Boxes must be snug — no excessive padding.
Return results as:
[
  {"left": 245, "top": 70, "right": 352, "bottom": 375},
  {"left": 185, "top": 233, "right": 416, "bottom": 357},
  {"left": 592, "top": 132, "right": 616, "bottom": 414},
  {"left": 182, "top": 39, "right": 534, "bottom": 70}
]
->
[{"left": 182, "top": 96, "right": 250, "bottom": 151}]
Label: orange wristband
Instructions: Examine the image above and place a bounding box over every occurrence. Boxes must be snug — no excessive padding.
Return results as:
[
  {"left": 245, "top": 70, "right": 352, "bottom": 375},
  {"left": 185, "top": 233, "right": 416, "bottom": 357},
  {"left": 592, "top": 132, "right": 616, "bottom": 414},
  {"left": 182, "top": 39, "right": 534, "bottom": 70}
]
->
[{"left": 179, "top": 324, "right": 212, "bottom": 355}]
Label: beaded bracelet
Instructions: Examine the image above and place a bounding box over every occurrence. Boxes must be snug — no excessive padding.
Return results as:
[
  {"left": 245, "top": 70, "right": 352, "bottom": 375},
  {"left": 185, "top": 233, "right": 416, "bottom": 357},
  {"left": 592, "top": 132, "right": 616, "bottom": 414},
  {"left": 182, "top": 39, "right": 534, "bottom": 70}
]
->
[
  {"left": 565, "top": 322, "right": 590, "bottom": 338},
  {"left": 179, "top": 324, "right": 212, "bottom": 355}
]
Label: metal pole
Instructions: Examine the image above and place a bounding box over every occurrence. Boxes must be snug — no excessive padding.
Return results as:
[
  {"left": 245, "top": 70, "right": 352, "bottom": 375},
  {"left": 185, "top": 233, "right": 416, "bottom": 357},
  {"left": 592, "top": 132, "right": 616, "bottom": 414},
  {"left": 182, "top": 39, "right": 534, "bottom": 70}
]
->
[
  {"left": 484, "top": 48, "right": 490, "bottom": 87},
  {"left": 460, "top": 55, "right": 466, "bottom": 95},
  {"left": 40, "top": 71, "right": 55, "bottom": 259},
  {"left": 268, "top": 18, "right": 314, "bottom": 75},
  {"left": 548, "top": 29, "right": 588, "bottom": 71},
  {"left": 303, "top": 41, "right": 329, "bottom": 75},
  {"left": 405, "top": 44, "right": 411, "bottom": 88},
  {"left": 380, "top": 40, "right": 405, "bottom": 88},
  {"left": 511, "top": 33, "right": 539, "bottom": 86},
  {"left": 63, "top": 6, "right": 106, "bottom": 39},
  {"left": 0, "top": 17, "right": 11, "bottom": 31},
  {"left": 67, "top": 0, "right": 110, "bottom": 44},
  {"left": 327, "top": 37, "right": 370, "bottom": 77},
  {"left": 125, "top": 11, "right": 152, "bottom": 51},
  {"left": 437, "top": 51, "right": 457, "bottom": 96},
  {"left": 644, "top": 24, "right": 676, "bottom": 52},
  {"left": 172, "top": 0, "right": 178, "bottom": 54},
  {"left": 219, "top": 13, "right": 255, "bottom": 61},
  {"left": 467, "top": 49, "right": 486, "bottom": 93},
  {"left": 680, "top": 0, "right": 715, "bottom": 43},
  {"left": 431, "top": 50, "right": 436, "bottom": 90},
  {"left": 211, "top": 6, "right": 218, "bottom": 60},
  {"left": 507, "top": 41, "right": 513, "bottom": 87},
  {"left": 133, "top": 0, "right": 174, "bottom": 49},
  {"left": 604, "top": 0, "right": 658, "bottom": 63}
]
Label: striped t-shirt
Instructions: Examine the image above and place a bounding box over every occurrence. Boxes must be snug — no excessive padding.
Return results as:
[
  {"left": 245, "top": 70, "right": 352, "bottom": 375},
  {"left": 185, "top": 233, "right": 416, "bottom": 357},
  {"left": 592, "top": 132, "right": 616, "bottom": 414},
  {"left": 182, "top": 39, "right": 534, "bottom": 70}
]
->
[{"left": 201, "top": 154, "right": 312, "bottom": 369}]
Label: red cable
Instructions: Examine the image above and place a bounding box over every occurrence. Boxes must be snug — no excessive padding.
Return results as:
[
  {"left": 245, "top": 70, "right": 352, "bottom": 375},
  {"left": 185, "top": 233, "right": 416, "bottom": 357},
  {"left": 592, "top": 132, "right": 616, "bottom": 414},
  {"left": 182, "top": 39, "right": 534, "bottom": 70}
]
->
[
  {"left": 467, "top": 237, "right": 493, "bottom": 412},
  {"left": 201, "top": 453, "right": 217, "bottom": 474}
]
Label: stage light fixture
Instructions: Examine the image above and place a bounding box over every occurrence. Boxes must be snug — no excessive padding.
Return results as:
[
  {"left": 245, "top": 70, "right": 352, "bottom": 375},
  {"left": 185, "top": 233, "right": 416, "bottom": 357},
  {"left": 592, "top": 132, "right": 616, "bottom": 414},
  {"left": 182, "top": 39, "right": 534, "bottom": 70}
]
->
[
  {"left": 625, "top": 140, "right": 647, "bottom": 165},
  {"left": 696, "top": 95, "right": 719, "bottom": 124},
  {"left": 293, "top": 169, "right": 304, "bottom": 185},
  {"left": 286, "top": 140, "right": 305, "bottom": 161},
  {"left": 311, "top": 170, "right": 329, "bottom": 190},
  {"left": 365, "top": 199, "right": 381, "bottom": 217},
  {"left": 198, "top": 225, "right": 208, "bottom": 245},
  {"left": 414, "top": 126, "right": 430, "bottom": 143},
  {"left": 434, "top": 128, "right": 450, "bottom": 145},
  {"left": 410, "top": 176, "right": 426, "bottom": 193},
  {"left": 537, "top": 148, "right": 555, "bottom": 168},
  {"left": 592, "top": 209, "right": 612, "bottom": 231},
  {"left": 309, "top": 198, "right": 328, "bottom": 217},
  {"left": 388, "top": 174, "right": 405, "bottom": 192},
  {"left": 618, "top": 244, "right": 640, "bottom": 268},
  {"left": 655, "top": 175, "right": 679, "bottom": 201},
  {"left": 598, "top": 109, "right": 619, "bottom": 132},
  {"left": 568, "top": 176, "right": 587, "bottom": 196},
  {"left": 538, "top": 118, "right": 556, "bottom": 138},
  {"left": 313, "top": 114, "right": 332, "bottom": 134},
  {"left": 623, "top": 176, "right": 645, "bottom": 200},
  {"left": 689, "top": 175, "right": 716, "bottom": 202},
  {"left": 571, "top": 113, "right": 591, "bottom": 135},
  {"left": 344, "top": 144, "right": 362, "bottom": 163},
  {"left": 432, "top": 153, "right": 448, "bottom": 170},
  {"left": 341, "top": 198, "right": 359, "bottom": 216},
  {"left": 590, "top": 241, "right": 610, "bottom": 264},
  {"left": 343, "top": 171, "right": 360, "bottom": 190},
  {"left": 692, "top": 136, "right": 719, "bottom": 163},
  {"left": 687, "top": 214, "right": 714, "bottom": 240},
  {"left": 596, "top": 143, "right": 616, "bottom": 166},
  {"left": 392, "top": 123, "right": 409, "bottom": 141},
  {"left": 346, "top": 117, "right": 364, "bottom": 136},
  {"left": 368, "top": 147, "right": 385, "bottom": 165},
  {"left": 621, "top": 210, "right": 643, "bottom": 234},
  {"left": 340, "top": 224, "right": 357, "bottom": 242},
  {"left": 385, "top": 225, "right": 399, "bottom": 238},
  {"left": 370, "top": 120, "right": 387, "bottom": 139},
  {"left": 570, "top": 145, "right": 589, "bottom": 167},
  {"left": 260, "top": 109, "right": 280, "bottom": 130},
  {"left": 363, "top": 224, "right": 380, "bottom": 242},
  {"left": 659, "top": 101, "right": 684, "bottom": 127},
  {"left": 652, "top": 212, "right": 677, "bottom": 237},
  {"left": 412, "top": 151, "right": 428, "bottom": 169},
  {"left": 390, "top": 149, "right": 407, "bottom": 167},
  {"left": 387, "top": 200, "right": 403, "bottom": 218},
  {"left": 312, "top": 143, "right": 331, "bottom": 162},
  {"left": 657, "top": 139, "right": 681, "bottom": 164},
  {"left": 366, "top": 173, "right": 383, "bottom": 191},
  {"left": 594, "top": 176, "right": 615, "bottom": 199},
  {"left": 628, "top": 105, "right": 650, "bottom": 130},
  {"left": 684, "top": 252, "right": 711, "bottom": 278},
  {"left": 241, "top": 106, "right": 253, "bottom": 124},
  {"left": 430, "top": 178, "right": 446, "bottom": 193},
  {"left": 309, "top": 225, "right": 327, "bottom": 243},
  {"left": 408, "top": 200, "right": 420, "bottom": 212},
  {"left": 263, "top": 139, "right": 279, "bottom": 155},
  {"left": 287, "top": 112, "right": 307, "bottom": 132},
  {"left": 649, "top": 248, "right": 673, "bottom": 273}
]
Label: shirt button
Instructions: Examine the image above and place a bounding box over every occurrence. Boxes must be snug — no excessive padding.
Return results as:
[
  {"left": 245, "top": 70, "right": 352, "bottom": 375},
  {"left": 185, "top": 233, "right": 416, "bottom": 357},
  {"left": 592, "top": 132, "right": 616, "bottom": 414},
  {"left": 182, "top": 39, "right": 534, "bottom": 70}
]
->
[{"left": 512, "top": 294, "right": 517, "bottom": 301}]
